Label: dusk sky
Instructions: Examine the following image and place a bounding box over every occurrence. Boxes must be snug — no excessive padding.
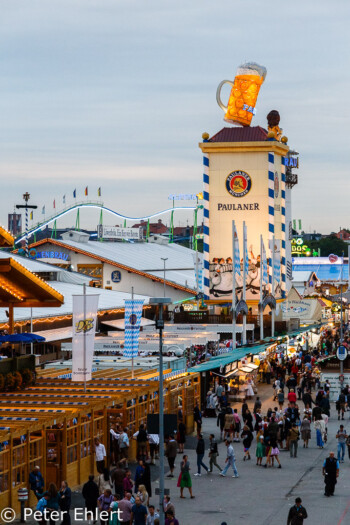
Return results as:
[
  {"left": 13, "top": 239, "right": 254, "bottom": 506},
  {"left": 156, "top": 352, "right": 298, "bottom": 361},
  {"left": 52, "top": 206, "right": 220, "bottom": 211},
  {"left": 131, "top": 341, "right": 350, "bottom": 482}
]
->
[{"left": 1, "top": 0, "right": 349, "bottom": 233}]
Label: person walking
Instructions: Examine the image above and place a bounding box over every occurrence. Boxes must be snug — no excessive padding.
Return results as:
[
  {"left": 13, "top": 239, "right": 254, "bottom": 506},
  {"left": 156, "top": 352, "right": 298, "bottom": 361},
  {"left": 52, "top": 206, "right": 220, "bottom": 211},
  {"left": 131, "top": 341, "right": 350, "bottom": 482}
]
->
[
  {"left": 29, "top": 465, "right": 44, "bottom": 500},
  {"left": 118, "top": 428, "right": 130, "bottom": 465},
  {"left": 178, "top": 455, "right": 194, "bottom": 499},
  {"left": 45, "top": 483, "right": 60, "bottom": 525},
  {"left": 241, "top": 425, "right": 253, "bottom": 461},
  {"left": 177, "top": 420, "right": 186, "bottom": 453},
  {"left": 122, "top": 470, "right": 133, "bottom": 495},
  {"left": 117, "top": 493, "right": 133, "bottom": 525},
  {"left": 111, "top": 462, "right": 125, "bottom": 498},
  {"left": 255, "top": 433, "right": 265, "bottom": 467},
  {"left": 94, "top": 438, "right": 107, "bottom": 473},
  {"left": 277, "top": 389, "right": 285, "bottom": 411},
  {"left": 336, "top": 425, "right": 348, "bottom": 463},
  {"left": 322, "top": 451, "right": 339, "bottom": 497},
  {"left": 314, "top": 419, "right": 325, "bottom": 449},
  {"left": 194, "top": 434, "right": 209, "bottom": 476},
  {"left": 97, "top": 489, "right": 113, "bottom": 525},
  {"left": 98, "top": 468, "right": 112, "bottom": 495},
  {"left": 109, "top": 494, "right": 121, "bottom": 525},
  {"left": 59, "top": 481, "right": 72, "bottom": 525},
  {"left": 300, "top": 416, "right": 311, "bottom": 448},
  {"left": 287, "top": 497, "right": 308, "bottom": 525},
  {"left": 288, "top": 423, "right": 300, "bottom": 459},
  {"left": 208, "top": 434, "right": 222, "bottom": 473},
  {"left": 82, "top": 475, "right": 99, "bottom": 523},
  {"left": 194, "top": 402, "right": 202, "bottom": 436},
  {"left": 220, "top": 440, "right": 239, "bottom": 478},
  {"left": 165, "top": 435, "right": 177, "bottom": 478}
]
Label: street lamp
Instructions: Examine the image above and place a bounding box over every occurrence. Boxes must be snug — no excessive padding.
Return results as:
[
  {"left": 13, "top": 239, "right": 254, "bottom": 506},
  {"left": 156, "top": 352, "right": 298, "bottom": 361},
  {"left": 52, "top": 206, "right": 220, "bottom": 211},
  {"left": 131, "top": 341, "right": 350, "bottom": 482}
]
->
[
  {"left": 149, "top": 296, "right": 172, "bottom": 525},
  {"left": 161, "top": 258, "right": 168, "bottom": 297}
]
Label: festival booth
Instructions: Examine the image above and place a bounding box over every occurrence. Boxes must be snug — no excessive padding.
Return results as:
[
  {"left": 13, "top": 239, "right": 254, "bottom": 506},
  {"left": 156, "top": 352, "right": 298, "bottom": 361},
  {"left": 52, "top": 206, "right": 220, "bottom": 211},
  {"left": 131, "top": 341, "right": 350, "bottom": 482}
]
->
[{"left": 0, "top": 368, "right": 200, "bottom": 515}]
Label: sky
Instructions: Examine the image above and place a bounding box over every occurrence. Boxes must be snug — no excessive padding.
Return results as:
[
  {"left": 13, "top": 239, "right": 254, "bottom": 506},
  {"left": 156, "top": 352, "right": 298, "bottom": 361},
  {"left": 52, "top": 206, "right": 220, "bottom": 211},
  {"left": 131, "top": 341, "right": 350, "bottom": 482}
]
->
[{"left": 0, "top": 0, "right": 350, "bottom": 234}]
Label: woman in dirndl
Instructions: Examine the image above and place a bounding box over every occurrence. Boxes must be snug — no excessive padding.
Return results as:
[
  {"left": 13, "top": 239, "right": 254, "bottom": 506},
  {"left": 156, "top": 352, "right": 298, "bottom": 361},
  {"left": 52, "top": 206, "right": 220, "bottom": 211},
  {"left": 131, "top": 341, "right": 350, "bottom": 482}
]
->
[{"left": 178, "top": 455, "right": 194, "bottom": 499}]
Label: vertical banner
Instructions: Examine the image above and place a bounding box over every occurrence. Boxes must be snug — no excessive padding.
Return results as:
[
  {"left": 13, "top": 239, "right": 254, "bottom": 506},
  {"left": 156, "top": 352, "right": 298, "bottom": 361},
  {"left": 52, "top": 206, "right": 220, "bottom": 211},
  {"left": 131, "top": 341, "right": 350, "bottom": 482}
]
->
[
  {"left": 192, "top": 253, "right": 204, "bottom": 292},
  {"left": 124, "top": 300, "right": 145, "bottom": 358},
  {"left": 72, "top": 294, "right": 99, "bottom": 382},
  {"left": 261, "top": 240, "right": 268, "bottom": 286}
]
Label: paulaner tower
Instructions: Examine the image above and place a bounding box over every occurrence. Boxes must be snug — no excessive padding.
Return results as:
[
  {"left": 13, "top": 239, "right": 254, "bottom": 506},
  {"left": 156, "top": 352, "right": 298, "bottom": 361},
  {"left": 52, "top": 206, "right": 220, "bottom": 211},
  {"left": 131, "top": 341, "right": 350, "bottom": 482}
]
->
[{"left": 199, "top": 65, "right": 299, "bottom": 310}]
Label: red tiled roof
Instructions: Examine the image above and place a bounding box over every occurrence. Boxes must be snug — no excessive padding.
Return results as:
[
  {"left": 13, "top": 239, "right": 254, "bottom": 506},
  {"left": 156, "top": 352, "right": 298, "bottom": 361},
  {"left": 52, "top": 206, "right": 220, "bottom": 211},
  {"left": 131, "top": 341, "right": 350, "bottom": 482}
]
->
[{"left": 209, "top": 126, "right": 268, "bottom": 143}]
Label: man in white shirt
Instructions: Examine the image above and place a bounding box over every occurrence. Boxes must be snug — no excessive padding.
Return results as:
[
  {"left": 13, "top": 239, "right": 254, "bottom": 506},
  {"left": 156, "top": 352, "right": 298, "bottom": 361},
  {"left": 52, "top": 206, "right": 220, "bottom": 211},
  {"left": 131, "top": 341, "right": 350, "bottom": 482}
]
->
[
  {"left": 94, "top": 437, "right": 106, "bottom": 473},
  {"left": 146, "top": 505, "right": 159, "bottom": 525}
]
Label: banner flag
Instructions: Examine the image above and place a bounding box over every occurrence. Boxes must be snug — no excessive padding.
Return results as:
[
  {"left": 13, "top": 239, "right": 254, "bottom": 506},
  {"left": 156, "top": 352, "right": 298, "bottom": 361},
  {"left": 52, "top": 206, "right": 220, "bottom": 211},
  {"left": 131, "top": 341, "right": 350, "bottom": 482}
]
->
[
  {"left": 30, "top": 211, "right": 33, "bottom": 220},
  {"left": 192, "top": 253, "right": 203, "bottom": 292},
  {"left": 85, "top": 186, "right": 88, "bottom": 196},
  {"left": 298, "top": 219, "right": 302, "bottom": 230},
  {"left": 262, "top": 241, "right": 268, "bottom": 285},
  {"left": 73, "top": 189, "right": 77, "bottom": 198},
  {"left": 293, "top": 219, "right": 296, "bottom": 230},
  {"left": 63, "top": 195, "right": 66, "bottom": 204},
  {"left": 274, "top": 254, "right": 281, "bottom": 283},
  {"left": 53, "top": 199, "right": 55, "bottom": 209},
  {"left": 42, "top": 206, "right": 45, "bottom": 215},
  {"left": 234, "top": 224, "right": 241, "bottom": 277},
  {"left": 123, "top": 300, "right": 145, "bottom": 358},
  {"left": 72, "top": 293, "right": 99, "bottom": 382},
  {"left": 243, "top": 224, "right": 249, "bottom": 283},
  {"left": 98, "top": 187, "right": 101, "bottom": 197}
]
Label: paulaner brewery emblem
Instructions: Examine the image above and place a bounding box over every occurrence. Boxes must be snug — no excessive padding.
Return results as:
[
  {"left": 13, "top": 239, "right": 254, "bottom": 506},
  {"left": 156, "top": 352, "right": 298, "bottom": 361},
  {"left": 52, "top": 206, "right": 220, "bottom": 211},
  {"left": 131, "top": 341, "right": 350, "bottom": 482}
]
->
[{"left": 226, "top": 170, "right": 252, "bottom": 197}]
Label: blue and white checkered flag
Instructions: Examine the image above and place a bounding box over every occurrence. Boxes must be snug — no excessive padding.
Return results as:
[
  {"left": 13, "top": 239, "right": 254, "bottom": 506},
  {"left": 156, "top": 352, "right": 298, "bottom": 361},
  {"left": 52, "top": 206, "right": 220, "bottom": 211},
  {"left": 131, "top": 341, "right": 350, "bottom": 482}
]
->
[
  {"left": 123, "top": 299, "right": 144, "bottom": 358},
  {"left": 233, "top": 225, "right": 241, "bottom": 277},
  {"left": 262, "top": 241, "right": 268, "bottom": 285},
  {"left": 274, "top": 255, "right": 281, "bottom": 283}
]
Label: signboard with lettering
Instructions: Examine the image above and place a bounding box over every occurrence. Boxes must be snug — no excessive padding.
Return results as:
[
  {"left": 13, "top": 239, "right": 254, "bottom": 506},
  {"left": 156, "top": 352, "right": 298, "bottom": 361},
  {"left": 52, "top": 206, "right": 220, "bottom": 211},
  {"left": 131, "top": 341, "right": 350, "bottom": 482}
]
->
[{"left": 97, "top": 225, "right": 143, "bottom": 240}]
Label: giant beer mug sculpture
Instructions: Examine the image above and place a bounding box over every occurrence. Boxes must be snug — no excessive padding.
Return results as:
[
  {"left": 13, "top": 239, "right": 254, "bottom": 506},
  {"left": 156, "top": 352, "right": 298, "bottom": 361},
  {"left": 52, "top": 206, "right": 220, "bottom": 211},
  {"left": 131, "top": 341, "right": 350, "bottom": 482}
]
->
[{"left": 216, "top": 62, "right": 267, "bottom": 126}]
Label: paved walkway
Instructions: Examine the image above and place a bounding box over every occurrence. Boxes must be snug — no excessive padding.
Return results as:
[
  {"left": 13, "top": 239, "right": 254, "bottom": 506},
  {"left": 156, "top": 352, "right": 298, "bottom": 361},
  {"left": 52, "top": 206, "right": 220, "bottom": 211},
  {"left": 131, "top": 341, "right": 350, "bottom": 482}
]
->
[{"left": 13, "top": 384, "right": 350, "bottom": 525}]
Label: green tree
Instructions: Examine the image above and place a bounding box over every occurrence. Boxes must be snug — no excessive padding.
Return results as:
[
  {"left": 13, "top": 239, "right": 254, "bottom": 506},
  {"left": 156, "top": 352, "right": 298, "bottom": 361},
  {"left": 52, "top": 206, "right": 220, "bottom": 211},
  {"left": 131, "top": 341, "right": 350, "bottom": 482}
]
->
[{"left": 308, "top": 235, "right": 348, "bottom": 257}]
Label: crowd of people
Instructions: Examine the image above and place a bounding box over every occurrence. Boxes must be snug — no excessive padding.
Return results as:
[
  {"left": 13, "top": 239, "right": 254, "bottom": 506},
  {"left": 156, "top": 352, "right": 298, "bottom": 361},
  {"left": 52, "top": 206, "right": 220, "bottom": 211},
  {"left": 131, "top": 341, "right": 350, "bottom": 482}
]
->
[{"left": 31, "top": 324, "right": 350, "bottom": 525}]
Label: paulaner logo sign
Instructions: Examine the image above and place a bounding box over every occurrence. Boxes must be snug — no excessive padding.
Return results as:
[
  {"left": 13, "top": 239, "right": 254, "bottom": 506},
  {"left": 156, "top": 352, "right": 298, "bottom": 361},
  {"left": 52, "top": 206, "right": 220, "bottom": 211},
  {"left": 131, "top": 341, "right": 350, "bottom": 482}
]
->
[{"left": 226, "top": 170, "right": 252, "bottom": 197}]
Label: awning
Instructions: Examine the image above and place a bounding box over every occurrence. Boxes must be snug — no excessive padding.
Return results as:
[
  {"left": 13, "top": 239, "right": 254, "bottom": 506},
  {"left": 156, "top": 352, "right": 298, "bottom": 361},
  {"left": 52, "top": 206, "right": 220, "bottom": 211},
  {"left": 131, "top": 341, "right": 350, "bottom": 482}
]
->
[
  {"left": 102, "top": 318, "right": 155, "bottom": 330},
  {"left": 33, "top": 327, "right": 73, "bottom": 343}
]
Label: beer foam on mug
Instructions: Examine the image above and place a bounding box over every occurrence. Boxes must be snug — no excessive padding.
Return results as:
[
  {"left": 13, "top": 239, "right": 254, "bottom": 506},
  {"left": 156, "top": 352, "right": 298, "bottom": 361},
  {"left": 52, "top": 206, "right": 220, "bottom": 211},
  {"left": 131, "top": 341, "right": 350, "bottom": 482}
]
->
[{"left": 237, "top": 62, "right": 267, "bottom": 80}]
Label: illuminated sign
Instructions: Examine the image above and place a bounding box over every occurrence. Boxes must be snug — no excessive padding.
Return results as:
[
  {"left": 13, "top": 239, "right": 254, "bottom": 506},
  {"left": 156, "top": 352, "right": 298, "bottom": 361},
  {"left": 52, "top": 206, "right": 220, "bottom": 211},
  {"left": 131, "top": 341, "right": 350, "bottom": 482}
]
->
[
  {"left": 291, "top": 238, "right": 309, "bottom": 255},
  {"left": 168, "top": 194, "right": 197, "bottom": 201},
  {"left": 226, "top": 170, "right": 252, "bottom": 198},
  {"left": 285, "top": 156, "right": 299, "bottom": 168},
  {"left": 36, "top": 251, "right": 69, "bottom": 261}
]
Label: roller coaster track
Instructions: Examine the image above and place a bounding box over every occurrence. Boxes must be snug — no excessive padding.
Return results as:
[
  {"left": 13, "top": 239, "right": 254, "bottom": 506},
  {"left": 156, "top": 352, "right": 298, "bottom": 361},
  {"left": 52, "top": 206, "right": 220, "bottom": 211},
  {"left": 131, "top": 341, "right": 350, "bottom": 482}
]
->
[{"left": 15, "top": 201, "right": 197, "bottom": 244}]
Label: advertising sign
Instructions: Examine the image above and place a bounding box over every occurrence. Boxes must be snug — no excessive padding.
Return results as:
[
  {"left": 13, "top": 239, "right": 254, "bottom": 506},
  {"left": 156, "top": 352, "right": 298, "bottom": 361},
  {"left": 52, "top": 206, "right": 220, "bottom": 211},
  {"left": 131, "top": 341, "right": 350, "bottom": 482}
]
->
[
  {"left": 72, "top": 293, "right": 99, "bottom": 382},
  {"left": 97, "top": 225, "right": 143, "bottom": 240},
  {"left": 337, "top": 345, "right": 347, "bottom": 361}
]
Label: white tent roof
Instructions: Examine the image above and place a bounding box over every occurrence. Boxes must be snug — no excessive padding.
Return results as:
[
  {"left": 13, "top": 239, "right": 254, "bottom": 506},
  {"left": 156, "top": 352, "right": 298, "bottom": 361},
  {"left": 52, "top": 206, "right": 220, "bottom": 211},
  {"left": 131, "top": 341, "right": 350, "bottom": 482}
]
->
[
  {"left": 102, "top": 318, "right": 155, "bottom": 330},
  {"left": 0, "top": 281, "right": 149, "bottom": 323},
  {"left": 41, "top": 239, "right": 199, "bottom": 290}
]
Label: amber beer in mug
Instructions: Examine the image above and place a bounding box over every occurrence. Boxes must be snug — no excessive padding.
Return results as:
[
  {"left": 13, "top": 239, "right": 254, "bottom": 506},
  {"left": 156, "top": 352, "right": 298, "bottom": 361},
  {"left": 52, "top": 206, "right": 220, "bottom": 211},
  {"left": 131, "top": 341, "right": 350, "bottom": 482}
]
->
[{"left": 216, "top": 62, "right": 267, "bottom": 127}]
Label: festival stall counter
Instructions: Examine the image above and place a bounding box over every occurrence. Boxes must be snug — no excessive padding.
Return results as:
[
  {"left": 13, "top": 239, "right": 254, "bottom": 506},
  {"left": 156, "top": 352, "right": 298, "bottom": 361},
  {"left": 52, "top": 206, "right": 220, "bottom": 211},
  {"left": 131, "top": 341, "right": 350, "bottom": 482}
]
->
[{"left": 0, "top": 368, "right": 200, "bottom": 516}]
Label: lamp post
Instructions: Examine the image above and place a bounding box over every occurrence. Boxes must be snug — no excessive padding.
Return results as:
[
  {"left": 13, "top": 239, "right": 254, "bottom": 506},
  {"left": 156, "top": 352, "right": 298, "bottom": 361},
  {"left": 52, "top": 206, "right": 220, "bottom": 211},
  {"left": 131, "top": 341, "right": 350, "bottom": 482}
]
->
[
  {"left": 149, "top": 297, "right": 172, "bottom": 525},
  {"left": 16, "top": 193, "right": 37, "bottom": 256},
  {"left": 161, "top": 258, "right": 168, "bottom": 298},
  {"left": 340, "top": 252, "right": 344, "bottom": 375}
]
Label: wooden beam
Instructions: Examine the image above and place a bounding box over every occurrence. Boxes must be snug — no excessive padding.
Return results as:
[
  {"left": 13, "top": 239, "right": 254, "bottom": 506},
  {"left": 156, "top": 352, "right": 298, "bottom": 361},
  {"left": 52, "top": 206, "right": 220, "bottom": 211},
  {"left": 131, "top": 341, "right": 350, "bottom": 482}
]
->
[{"left": 8, "top": 304, "right": 14, "bottom": 334}]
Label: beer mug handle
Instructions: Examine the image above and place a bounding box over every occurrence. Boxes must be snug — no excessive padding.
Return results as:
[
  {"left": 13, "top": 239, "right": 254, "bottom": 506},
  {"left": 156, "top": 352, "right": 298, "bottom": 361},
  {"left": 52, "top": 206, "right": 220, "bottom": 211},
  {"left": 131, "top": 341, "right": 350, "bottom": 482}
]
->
[{"left": 216, "top": 80, "right": 235, "bottom": 111}]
